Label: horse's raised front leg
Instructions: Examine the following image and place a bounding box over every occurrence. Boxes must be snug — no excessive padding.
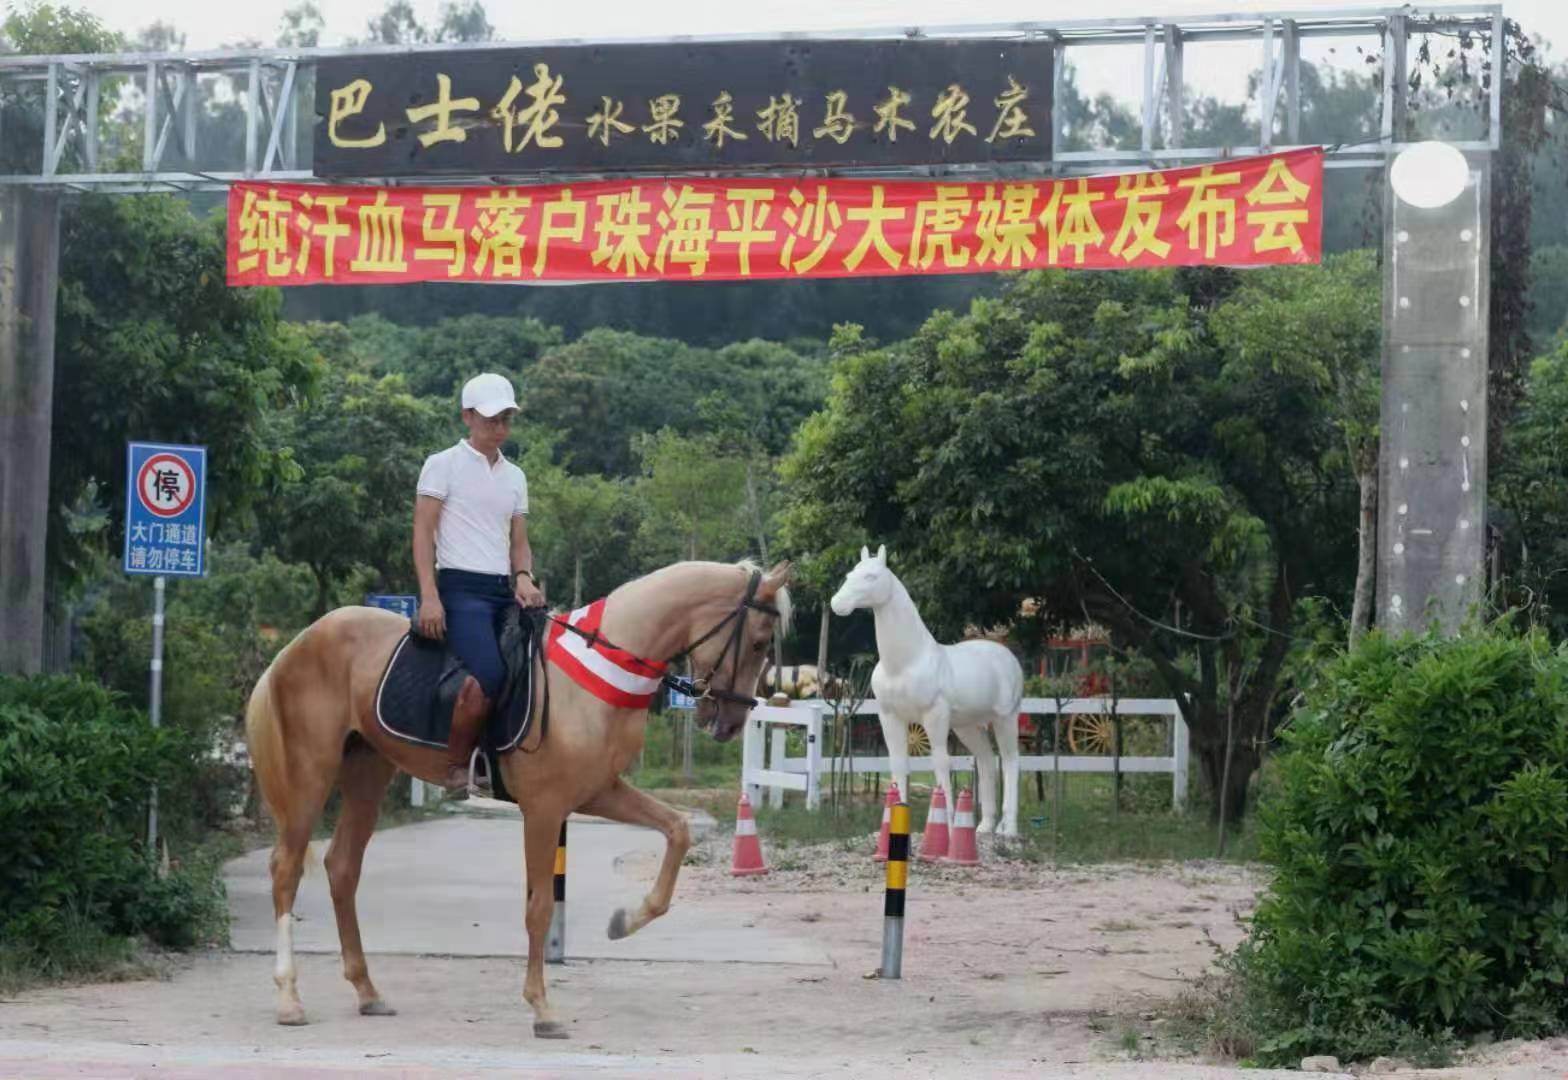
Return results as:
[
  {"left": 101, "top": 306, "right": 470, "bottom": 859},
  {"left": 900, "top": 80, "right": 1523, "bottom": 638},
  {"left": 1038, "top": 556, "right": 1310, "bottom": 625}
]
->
[
  {"left": 522, "top": 808, "right": 569, "bottom": 1039},
  {"left": 878, "top": 709, "right": 911, "bottom": 803},
  {"left": 324, "top": 743, "right": 398, "bottom": 1016},
  {"left": 580, "top": 780, "right": 690, "bottom": 941},
  {"left": 954, "top": 721, "right": 999, "bottom": 835}
]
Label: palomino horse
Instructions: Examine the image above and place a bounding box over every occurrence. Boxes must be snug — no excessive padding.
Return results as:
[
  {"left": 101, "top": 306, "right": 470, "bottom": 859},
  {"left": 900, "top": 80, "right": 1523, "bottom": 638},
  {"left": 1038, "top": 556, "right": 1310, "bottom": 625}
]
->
[
  {"left": 245, "top": 559, "right": 791, "bottom": 1037},
  {"left": 831, "top": 545, "right": 1023, "bottom": 836}
]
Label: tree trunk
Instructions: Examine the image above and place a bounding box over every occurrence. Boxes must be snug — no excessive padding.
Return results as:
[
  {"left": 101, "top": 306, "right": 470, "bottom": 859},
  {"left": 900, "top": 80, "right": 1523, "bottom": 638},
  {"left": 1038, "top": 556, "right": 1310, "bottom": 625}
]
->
[
  {"left": 1349, "top": 467, "right": 1377, "bottom": 647},
  {"left": 744, "top": 459, "right": 786, "bottom": 675},
  {"left": 1198, "top": 736, "right": 1261, "bottom": 826},
  {"left": 312, "top": 566, "right": 332, "bottom": 620},
  {"left": 572, "top": 551, "right": 583, "bottom": 609},
  {"left": 816, "top": 605, "right": 830, "bottom": 676}
]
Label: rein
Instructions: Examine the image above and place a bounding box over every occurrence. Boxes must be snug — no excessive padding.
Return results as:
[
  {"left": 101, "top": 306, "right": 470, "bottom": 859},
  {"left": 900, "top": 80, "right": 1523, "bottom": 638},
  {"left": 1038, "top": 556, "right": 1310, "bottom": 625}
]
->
[{"left": 545, "top": 569, "right": 779, "bottom": 709}]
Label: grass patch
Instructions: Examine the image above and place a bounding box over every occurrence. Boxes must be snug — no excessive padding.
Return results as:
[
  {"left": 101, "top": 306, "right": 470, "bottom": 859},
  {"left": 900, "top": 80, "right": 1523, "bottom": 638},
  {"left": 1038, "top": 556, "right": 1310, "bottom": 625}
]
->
[
  {"left": 698, "top": 773, "right": 1259, "bottom": 864},
  {"left": 753, "top": 800, "right": 885, "bottom": 848},
  {"left": 625, "top": 763, "right": 737, "bottom": 790},
  {"left": 1012, "top": 797, "right": 1260, "bottom": 864},
  {"left": 0, "top": 911, "right": 150, "bottom": 996},
  {"left": 1162, "top": 960, "right": 1461, "bottom": 1067}
]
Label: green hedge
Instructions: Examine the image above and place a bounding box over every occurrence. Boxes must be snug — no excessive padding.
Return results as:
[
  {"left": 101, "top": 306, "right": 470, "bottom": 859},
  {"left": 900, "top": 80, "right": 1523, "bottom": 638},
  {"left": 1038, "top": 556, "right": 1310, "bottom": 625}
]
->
[
  {"left": 0, "top": 675, "right": 225, "bottom": 979},
  {"left": 1238, "top": 628, "right": 1568, "bottom": 1062}
]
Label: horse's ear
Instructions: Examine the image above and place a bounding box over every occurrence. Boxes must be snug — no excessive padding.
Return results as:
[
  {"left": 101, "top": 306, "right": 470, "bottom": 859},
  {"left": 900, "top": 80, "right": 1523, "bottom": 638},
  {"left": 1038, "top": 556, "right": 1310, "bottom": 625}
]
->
[
  {"left": 875, "top": 544, "right": 887, "bottom": 565},
  {"left": 762, "top": 560, "right": 795, "bottom": 593},
  {"left": 860, "top": 545, "right": 870, "bottom": 562}
]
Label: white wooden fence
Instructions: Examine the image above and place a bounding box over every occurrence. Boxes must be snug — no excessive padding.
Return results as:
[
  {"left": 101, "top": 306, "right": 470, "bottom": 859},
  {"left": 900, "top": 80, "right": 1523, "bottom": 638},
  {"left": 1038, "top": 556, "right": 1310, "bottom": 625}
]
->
[{"left": 741, "top": 697, "right": 1190, "bottom": 812}]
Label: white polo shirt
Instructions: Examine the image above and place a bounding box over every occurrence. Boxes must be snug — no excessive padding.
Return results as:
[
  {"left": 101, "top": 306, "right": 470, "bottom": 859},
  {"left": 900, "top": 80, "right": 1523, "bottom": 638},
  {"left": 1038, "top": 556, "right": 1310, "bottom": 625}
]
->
[{"left": 416, "top": 440, "right": 529, "bottom": 575}]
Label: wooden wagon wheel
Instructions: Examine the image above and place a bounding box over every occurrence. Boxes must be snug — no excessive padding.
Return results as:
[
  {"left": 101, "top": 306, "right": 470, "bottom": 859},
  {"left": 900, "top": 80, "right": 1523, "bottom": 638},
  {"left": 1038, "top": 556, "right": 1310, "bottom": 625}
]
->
[
  {"left": 907, "top": 723, "right": 932, "bottom": 756},
  {"left": 1066, "top": 713, "right": 1116, "bottom": 754}
]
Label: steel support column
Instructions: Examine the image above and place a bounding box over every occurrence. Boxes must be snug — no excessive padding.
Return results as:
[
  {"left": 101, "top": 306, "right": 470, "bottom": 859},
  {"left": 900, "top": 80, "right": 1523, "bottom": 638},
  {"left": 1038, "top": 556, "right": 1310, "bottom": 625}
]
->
[
  {"left": 1376, "top": 157, "right": 1490, "bottom": 632},
  {"left": 0, "top": 187, "right": 61, "bottom": 674}
]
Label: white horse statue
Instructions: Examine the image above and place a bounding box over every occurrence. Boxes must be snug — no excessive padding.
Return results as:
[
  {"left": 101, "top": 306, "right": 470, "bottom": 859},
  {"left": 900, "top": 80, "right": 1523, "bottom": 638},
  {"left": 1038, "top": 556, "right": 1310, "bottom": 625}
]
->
[{"left": 830, "top": 545, "right": 1023, "bottom": 836}]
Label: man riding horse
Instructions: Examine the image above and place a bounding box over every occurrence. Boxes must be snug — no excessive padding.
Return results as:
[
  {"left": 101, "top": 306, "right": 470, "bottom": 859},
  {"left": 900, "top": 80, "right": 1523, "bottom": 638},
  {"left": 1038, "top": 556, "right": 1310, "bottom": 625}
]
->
[
  {"left": 412, "top": 372, "right": 545, "bottom": 796},
  {"left": 246, "top": 367, "right": 791, "bottom": 1033}
]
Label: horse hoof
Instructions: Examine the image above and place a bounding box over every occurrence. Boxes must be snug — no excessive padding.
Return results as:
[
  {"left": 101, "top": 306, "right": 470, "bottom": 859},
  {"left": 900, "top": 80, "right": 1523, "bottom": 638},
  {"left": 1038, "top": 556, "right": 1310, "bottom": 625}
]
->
[
  {"left": 359, "top": 999, "right": 397, "bottom": 1017},
  {"left": 607, "top": 909, "right": 629, "bottom": 940},
  {"left": 277, "top": 1007, "right": 308, "bottom": 1027},
  {"left": 534, "top": 1020, "right": 570, "bottom": 1040}
]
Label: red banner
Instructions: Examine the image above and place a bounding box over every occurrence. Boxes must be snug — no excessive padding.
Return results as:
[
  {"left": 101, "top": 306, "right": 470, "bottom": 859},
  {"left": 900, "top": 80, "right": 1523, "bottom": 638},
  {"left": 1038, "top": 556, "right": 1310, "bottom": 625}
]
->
[{"left": 226, "top": 148, "right": 1322, "bottom": 287}]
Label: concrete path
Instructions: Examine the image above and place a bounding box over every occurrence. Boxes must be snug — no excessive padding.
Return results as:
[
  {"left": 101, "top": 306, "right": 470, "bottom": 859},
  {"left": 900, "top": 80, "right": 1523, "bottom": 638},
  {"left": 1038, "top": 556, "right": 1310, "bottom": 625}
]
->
[{"left": 224, "top": 809, "right": 831, "bottom": 966}]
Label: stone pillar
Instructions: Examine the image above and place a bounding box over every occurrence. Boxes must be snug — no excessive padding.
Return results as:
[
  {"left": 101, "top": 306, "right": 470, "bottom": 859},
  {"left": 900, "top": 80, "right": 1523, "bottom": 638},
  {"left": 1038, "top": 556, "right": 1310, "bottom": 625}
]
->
[
  {"left": 0, "top": 187, "right": 61, "bottom": 675},
  {"left": 1376, "top": 158, "right": 1489, "bottom": 633}
]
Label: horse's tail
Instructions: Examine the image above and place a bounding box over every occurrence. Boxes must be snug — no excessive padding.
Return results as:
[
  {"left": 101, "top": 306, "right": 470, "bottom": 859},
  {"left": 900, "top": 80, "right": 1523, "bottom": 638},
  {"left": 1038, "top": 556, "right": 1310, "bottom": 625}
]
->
[{"left": 244, "top": 658, "right": 290, "bottom": 833}]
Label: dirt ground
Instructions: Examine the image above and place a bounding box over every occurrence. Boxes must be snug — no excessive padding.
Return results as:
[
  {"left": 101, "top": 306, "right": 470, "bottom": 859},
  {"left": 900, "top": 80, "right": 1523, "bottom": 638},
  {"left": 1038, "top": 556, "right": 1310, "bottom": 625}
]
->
[{"left": 2, "top": 818, "right": 1565, "bottom": 1078}]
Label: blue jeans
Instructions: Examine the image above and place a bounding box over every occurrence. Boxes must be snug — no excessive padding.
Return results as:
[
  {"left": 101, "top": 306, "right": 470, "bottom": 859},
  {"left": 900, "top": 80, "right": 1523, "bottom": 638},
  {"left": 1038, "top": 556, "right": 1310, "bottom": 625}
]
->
[{"left": 437, "top": 569, "right": 513, "bottom": 699}]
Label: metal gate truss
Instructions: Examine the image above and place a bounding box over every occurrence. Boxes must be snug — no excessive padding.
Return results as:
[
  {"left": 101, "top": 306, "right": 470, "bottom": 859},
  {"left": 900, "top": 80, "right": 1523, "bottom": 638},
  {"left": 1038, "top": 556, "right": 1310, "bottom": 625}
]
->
[{"left": 0, "top": 4, "right": 1502, "bottom": 192}]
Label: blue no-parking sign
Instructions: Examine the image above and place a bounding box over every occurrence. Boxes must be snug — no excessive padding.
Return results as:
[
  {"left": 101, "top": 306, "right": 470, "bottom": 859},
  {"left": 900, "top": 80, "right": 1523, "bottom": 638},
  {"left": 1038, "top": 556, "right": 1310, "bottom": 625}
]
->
[
  {"left": 367, "top": 594, "right": 417, "bottom": 619},
  {"left": 123, "top": 442, "right": 207, "bottom": 578},
  {"left": 667, "top": 687, "right": 697, "bottom": 710}
]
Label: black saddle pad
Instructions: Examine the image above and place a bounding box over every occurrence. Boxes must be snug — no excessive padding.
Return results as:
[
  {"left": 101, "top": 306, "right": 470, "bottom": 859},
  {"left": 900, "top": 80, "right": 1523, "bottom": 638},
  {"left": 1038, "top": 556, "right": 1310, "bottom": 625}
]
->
[{"left": 374, "top": 606, "right": 539, "bottom": 799}]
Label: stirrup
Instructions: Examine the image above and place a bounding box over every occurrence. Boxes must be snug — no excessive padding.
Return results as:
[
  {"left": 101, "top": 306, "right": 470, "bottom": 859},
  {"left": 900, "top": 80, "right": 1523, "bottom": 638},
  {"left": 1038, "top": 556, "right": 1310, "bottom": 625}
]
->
[{"left": 466, "top": 747, "right": 493, "bottom": 798}]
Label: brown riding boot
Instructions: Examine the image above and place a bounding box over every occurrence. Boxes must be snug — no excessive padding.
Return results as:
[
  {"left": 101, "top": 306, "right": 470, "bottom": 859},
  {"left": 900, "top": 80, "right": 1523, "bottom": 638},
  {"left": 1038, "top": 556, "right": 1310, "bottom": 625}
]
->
[{"left": 443, "top": 676, "right": 492, "bottom": 799}]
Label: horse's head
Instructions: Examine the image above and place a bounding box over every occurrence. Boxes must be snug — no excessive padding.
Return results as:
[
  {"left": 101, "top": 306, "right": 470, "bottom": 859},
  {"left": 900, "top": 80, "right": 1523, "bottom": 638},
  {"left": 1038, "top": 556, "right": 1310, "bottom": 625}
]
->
[
  {"left": 692, "top": 560, "right": 793, "bottom": 742},
  {"left": 831, "top": 544, "right": 893, "bottom": 616}
]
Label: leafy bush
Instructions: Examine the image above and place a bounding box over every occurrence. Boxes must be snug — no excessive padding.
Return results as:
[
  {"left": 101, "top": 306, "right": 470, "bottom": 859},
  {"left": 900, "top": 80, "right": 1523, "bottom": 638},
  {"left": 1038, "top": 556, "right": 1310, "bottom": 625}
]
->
[
  {"left": 0, "top": 675, "right": 227, "bottom": 979},
  {"left": 1236, "top": 628, "right": 1568, "bottom": 1063}
]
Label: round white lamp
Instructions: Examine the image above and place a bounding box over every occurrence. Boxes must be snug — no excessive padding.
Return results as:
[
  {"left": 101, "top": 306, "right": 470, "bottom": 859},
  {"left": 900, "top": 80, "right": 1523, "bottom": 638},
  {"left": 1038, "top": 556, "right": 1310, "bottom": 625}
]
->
[{"left": 1389, "top": 140, "right": 1470, "bottom": 209}]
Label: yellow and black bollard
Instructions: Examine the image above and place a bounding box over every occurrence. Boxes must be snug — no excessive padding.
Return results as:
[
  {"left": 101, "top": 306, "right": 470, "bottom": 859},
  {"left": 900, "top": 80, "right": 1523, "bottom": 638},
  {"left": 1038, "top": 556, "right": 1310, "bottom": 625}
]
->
[
  {"left": 880, "top": 802, "right": 910, "bottom": 978},
  {"left": 546, "top": 821, "right": 567, "bottom": 964}
]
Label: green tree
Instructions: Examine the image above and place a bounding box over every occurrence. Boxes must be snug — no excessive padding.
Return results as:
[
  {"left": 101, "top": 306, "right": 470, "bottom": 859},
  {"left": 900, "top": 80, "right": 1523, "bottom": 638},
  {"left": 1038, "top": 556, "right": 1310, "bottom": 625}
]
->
[
  {"left": 256, "top": 355, "right": 447, "bottom": 615},
  {"left": 380, "top": 314, "right": 562, "bottom": 399},
  {"left": 277, "top": 2, "right": 324, "bottom": 47},
  {"left": 634, "top": 429, "right": 749, "bottom": 564},
  {"left": 49, "top": 196, "right": 317, "bottom": 582},
  {"left": 534, "top": 467, "right": 628, "bottom": 607},
  {"left": 1209, "top": 251, "right": 1381, "bottom": 642},
  {"left": 0, "top": 4, "right": 128, "bottom": 174},
  {"left": 1495, "top": 345, "right": 1568, "bottom": 637},
  {"left": 364, "top": 0, "right": 426, "bottom": 44},
  {"left": 524, "top": 329, "right": 825, "bottom": 477},
  {"left": 433, "top": 1, "right": 493, "bottom": 42},
  {"left": 360, "top": 0, "right": 492, "bottom": 45},
  {"left": 782, "top": 265, "right": 1366, "bottom": 823}
]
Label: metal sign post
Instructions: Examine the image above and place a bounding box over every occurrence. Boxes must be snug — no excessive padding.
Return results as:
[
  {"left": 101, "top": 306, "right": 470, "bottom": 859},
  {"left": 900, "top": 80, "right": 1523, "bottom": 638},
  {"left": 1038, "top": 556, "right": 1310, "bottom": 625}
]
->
[
  {"left": 124, "top": 441, "right": 208, "bottom": 852},
  {"left": 148, "top": 574, "right": 165, "bottom": 849}
]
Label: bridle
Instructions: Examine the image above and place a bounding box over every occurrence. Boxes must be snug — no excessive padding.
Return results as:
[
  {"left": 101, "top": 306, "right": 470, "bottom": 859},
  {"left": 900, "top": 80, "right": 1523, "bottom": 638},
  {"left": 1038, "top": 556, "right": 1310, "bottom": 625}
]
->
[{"left": 546, "top": 568, "right": 780, "bottom": 711}]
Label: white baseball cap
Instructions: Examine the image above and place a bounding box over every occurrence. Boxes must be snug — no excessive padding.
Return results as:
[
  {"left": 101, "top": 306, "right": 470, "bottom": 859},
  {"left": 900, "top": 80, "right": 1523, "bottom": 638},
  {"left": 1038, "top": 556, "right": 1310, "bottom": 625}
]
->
[{"left": 461, "top": 373, "right": 518, "bottom": 417}]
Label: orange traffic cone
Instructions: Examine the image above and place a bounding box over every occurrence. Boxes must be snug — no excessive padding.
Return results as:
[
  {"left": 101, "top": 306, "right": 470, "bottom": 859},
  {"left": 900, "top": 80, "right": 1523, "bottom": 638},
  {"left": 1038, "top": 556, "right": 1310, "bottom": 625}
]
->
[
  {"left": 943, "top": 788, "right": 980, "bottom": 866},
  {"left": 873, "top": 782, "right": 902, "bottom": 862},
  {"left": 917, "top": 786, "right": 950, "bottom": 862},
  {"left": 731, "top": 792, "right": 769, "bottom": 877}
]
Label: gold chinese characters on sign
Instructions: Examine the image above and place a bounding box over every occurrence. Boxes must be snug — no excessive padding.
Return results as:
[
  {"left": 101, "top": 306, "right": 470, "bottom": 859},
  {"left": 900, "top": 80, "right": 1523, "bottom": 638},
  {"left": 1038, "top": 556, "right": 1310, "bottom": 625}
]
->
[
  {"left": 326, "top": 70, "right": 1043, "bottom": 155},
  {"left": 312, "top": 40, "right": 1056, "bottom": 177}
]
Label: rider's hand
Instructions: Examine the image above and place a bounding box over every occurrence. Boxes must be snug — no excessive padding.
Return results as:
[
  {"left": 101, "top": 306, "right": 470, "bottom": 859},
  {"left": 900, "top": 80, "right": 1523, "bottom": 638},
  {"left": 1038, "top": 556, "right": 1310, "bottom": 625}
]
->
[
  {"left": 417, "top": 595, "right": 446, "bottom": 640},
  {"left": 515, "top": 579, "right": 545, "bottom": 609}
]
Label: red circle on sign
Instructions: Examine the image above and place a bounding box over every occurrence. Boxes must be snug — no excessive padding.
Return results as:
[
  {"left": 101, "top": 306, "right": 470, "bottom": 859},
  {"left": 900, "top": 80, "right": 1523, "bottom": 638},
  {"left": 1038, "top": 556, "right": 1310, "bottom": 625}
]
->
[{"left": 136, "top": 453, "right": 196, "bottom": 518}]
